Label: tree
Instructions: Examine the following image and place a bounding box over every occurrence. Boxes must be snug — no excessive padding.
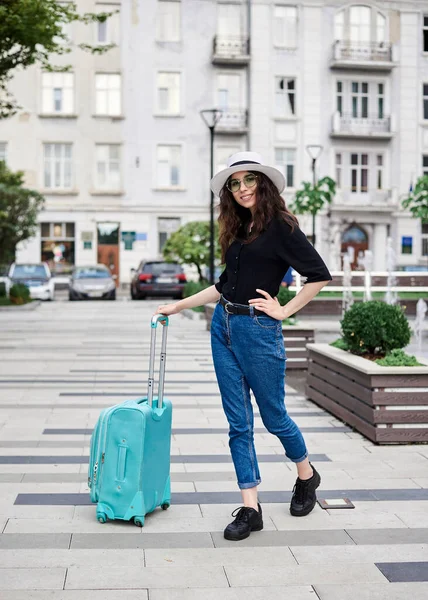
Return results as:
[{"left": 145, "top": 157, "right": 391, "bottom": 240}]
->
[
  {"left": 163, "top": 221, "right": 221, "bottom": 283},
  {"left": 402, "top": 176, "right": 428, "bottom": 221},
  {"left": 289, "top": 176, "right": 336, "bottom": 248},
  {"left": 0, "top": 161, "right": 45, "bottom": 264},
  {"left": 0, "top": 0, "right": 117, "bottom": 119}
]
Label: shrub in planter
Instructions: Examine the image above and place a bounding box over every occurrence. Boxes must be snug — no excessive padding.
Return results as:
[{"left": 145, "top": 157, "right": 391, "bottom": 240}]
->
[
  {"left": 375, "top": 348, "right": 424, "bottom": 367},
  {"left": 0, "top": 282, "right": 6, "bottom": 297},
  {"left": 340, "top": 300, "right": 411, "bottom": 356},
  {"left": 277, "top": 285, "right": 295, "bottom": 307},
  {"left": 184, "top": 280, "right": 210, "bottom": 312},
  {"left": 9, "top": 283, "right": 31, "bottom": 305}
]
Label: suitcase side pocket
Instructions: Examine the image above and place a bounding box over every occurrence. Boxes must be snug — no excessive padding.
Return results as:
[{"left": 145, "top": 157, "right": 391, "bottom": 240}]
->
[{"left": 116, "top": 444, "right": 128, "bottom": 482}]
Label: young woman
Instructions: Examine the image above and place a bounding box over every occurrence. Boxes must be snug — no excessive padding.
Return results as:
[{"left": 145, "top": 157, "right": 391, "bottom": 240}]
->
[{"left": 154, "top": 151, "right": 332, "bottom": 541}]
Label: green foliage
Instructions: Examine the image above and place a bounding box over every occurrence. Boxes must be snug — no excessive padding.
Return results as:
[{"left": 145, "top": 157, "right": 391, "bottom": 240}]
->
[
  {"left": 0, "top": 281, "right": 6, "bottom": 297},
  {"left": 289, "top": 176, "right": 336, "bottom": 216},
  {"left": 9, "top": 282, "right": 30, "bottom": 304},
  {"left": 330, "top": 338, "right": 350, "bottom": 351},
  {"left": 341, "top": 301, "right": 411, "bottom": 356},
  {"left": 0, "top": 161, "right": 45, "bottom": 263},
  {"left": 402, "top": 176, "right": 428, "bottom": 221},
  {"left": 183, "top": 280, "right": 210, "bottom": 312},
  {"left": 0, "top": 0, "right": 117, "bottom": 118},
  {"left": 276, "top": 285, "right": 295, "bottom": 307},
  {"left": 163, "top": 221, "right": 221, "bottom": 283},
  {"left": 375, "top": 349, "right": 424, "bottom": 367}
]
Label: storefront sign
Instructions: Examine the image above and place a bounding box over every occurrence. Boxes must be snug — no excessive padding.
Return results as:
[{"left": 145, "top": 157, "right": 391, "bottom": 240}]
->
[
  {"left": 83, "top": 241, "right": 92, "bottom": 250},
  {"left": 136, "top": 232, "right": 147, "bottom": 241},
  {"left": 121, "top": 231, "right": 136, "bottom": 250}
]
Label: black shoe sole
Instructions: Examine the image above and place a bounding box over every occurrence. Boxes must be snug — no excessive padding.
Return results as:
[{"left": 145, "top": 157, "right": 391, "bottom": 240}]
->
[
  {"left": 223, "top": 522, "right": 263, "bottom": 541},
  {"left": 290, "top": 471, "right": 321, "bottom": 517}
]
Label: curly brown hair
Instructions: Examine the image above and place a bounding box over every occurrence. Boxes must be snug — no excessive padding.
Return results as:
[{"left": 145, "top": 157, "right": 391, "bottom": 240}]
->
[{"left": 217, "top": 171, "right": 299, "bottom": 262}]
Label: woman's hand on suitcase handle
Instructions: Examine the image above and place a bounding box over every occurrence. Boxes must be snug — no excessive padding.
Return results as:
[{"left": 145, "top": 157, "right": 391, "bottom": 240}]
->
[{"left": 153, "top": 303, "right": 181, "bottom": 322}]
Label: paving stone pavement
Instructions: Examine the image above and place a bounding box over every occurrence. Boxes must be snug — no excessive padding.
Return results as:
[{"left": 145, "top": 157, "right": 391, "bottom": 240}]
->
[{"left": 0, "top": 299, "right": 428, "bottom": 599}]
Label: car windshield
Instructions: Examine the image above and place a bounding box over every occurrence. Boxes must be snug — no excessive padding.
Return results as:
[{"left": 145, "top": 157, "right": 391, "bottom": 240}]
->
[
  {"left": 142, "top": 262, "right": 181, "bottom": 275},
  {"left": 74, "top": 268, "right": 111, "bottom": 279},
  {"left": 13, "top": 265, "right": 47, "bottom": 278}
]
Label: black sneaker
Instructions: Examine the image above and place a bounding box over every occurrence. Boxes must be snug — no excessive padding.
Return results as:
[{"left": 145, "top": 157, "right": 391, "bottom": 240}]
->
[
  {"left": 290, "top": 463, "right": 321, "bottom": 517},
  {"left": 224, "top": 503, "right": 263, "bottom": 541}
]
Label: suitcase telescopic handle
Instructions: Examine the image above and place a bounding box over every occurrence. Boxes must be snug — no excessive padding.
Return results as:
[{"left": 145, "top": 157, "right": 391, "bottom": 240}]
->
[{"left": 148, "top": 315, "right": 169, "bottom": 408}]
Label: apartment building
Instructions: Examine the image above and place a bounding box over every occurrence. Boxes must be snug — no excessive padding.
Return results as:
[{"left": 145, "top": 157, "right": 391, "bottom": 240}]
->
[{"left": 2, "top": 1, "right": 428, "bottom": 283}]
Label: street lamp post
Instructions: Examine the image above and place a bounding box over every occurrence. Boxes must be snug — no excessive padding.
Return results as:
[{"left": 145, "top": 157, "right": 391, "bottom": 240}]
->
[
  {"left": 306, "top": 144, "right": 323, "bottom": 248},
  {"left": 200, "top": 109, "right": 222, "bottom": 285}
]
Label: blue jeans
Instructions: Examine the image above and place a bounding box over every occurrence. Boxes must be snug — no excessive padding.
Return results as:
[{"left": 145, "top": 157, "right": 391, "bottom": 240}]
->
[{"left": 210, "top": 299, "right": 308, "bottom": 489}]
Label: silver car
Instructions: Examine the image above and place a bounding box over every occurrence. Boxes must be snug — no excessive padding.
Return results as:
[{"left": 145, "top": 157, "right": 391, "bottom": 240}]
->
[{"left": 69, "top": 265, "right": 116, "bottom": 300}]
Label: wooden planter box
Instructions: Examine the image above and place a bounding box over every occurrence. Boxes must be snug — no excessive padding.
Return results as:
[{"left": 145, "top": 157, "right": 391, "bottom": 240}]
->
[
  {"left": 305, "top": 344, "right": 428, "bottom": 444},
  {"left": 204, "top": 303, "right": 313, "bottom": 370}
]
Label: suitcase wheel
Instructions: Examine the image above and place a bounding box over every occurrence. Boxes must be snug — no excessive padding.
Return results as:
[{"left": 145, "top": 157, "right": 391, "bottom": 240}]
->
[
  {"left": 161, "top": 503, "right": 170, "bottom": 511},
  {"left": 134, "top": 517, "right": 144, "bottom": 527},
  {"left": 97, "top": 512, "right": 107, "bottom": 524}
]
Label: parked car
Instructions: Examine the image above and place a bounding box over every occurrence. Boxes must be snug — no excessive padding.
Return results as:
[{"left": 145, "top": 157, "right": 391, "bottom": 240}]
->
[
  {"left": 69, "top": 265, "right": 116, "bottom": 301},
  {"left": 8, "top": 263, "right": 55, "bottom": 301},
  {"left": 130, "top": 261, "right": 186, "bottom": 300}
]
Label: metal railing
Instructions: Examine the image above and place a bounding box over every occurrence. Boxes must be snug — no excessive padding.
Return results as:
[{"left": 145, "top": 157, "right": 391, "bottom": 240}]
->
[
  {"left": 216, "top": 109, "right": 248, "bottom": 131},
  {"left": 213, "top": 36, "right": 250, "bottom": 59},
  {"left": 333, "top": 112, "right": 391, "bottom": 135},
  {"left": 333, "top": 40, "right": 393, "bottom": 62}
]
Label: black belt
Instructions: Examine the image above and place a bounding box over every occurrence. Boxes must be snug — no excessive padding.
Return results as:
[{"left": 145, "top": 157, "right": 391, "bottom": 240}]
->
[{"left": 219, "top": 295, "right": 265, "bottom": 316}]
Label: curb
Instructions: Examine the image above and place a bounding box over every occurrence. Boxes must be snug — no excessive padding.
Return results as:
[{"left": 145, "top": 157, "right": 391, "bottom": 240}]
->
[
  {"left": 0, "top": 300, "right": 41, "bottom": 311},
  {"left": 181, "top": 308, "right": 206, "bottom": 320}
]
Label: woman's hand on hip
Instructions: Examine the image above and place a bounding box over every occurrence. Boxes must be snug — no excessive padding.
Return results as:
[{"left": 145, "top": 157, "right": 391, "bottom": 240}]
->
[{"left": 248, "top": 289, "right": 284, "bottom": 320}]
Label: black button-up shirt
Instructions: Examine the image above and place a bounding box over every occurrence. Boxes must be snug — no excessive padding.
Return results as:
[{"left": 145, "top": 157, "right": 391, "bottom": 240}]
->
[{"left": 215, "top": 216, "right": 332, "bottom": 304}]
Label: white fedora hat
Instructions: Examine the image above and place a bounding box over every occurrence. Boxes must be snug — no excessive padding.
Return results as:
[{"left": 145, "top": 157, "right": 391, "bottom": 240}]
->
[{"left": 210, "top": 151, "right": 286, "bottom": 196}]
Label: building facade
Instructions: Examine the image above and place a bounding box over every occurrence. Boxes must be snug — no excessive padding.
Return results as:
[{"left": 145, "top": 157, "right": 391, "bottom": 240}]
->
[{"left": 1, "top": 0, "right": 428, "bottom": 283}]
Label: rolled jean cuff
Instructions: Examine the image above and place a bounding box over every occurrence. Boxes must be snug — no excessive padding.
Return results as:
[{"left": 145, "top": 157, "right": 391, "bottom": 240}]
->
[
  {"left": 287, "top": 451, "right": 308, "bottom": 464},
  {"left": 238, "top": 479, "right": 261, "bottom": 490}
]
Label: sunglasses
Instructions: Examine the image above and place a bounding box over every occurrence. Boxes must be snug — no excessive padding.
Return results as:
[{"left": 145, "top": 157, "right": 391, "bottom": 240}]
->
[{"left": 226, "top": 173, "right": 258, "bottom": 193}]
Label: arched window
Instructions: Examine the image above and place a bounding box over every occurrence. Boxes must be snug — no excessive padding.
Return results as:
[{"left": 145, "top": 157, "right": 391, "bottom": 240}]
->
[
  {"left": 349, "top": 6, "right": 371, "bottom": 43},
  {"left": 342, "top": 225, "right": 368, "bottom": 244}
]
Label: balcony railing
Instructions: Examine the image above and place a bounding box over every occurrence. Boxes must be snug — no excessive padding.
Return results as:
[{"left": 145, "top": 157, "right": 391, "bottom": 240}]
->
[
  {"left": 216, "top": 109, "right": 248, "bottom": 133},
  {"left": 332, "top": 112, "right": 392, "bottom": 137},
  {"left": 332, "top": 41, "right": 394, "bottom": 66},
  {"left": 212, "top": 36, "right": 250, "bottom": 63}
]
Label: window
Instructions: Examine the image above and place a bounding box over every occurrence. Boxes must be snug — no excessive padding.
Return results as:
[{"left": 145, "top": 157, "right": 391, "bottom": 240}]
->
[
  {"left": 424, "top": 16, "right": 428, "bottom": 52},
  {"left": 376, "top": 155, "right": 383, "bottom": 189},
  {"left": 336, "top": 81, "right": 343, "bottom": 115},
  {"left": 377, "top": 13, "right": 386, "bottom": 43},
  {"left": 95, "top": 74, "right": 121, "bottom": 116},
  {"left": 215, "top": 146, "right": 240, "bottom": 173},
  {"left": 0, "top": 142, "right": 6, "bottom": 163},
  {"left": 156, "top": 72, "right": 180, "bottom": 114},
  {"left": 156, "top": 1, "right": 181, "bottom": 42},
  {"left": 334, "top": 10, "right": 344, "bottom": 40},
  {"left": 275, "top": 77, "right": 295, "bottom": 117},
  {"left": 95, "top": 145, "right": 121, "bottom": 191},
  {"left": 43, "top": 143, "right": 73, "bottom": 189},
  {"left": 350, "top": 153, "right": 368, "bottom": 193},
  {"left": 274, "top": 148, "right": 295, "bottom": 188},
  {"left": 335, "top": 153, "right": 342, "bottom": 188},
  {"left": 422, "top": 221, "right": 428, "bottom": 256},
  {"left": 156, "top": 145, "right": 182, "bottom": 187},
  {"left": 401, "top": 236, "right": 413, "bottom": 255},
  {"left": 424, "top": 84, "right": 428, "bottom": 120},
  {"left": 273, "top": 6, "right": 297, "bottom": 48},
  {"left": 217, "top": 3, "right": 242, "bottom": 37},
  {"left": 351, "top": 81, "right": 368, "bottom": 118},
  {"left": 96, "top": 4, "right": 120, "bottom": 44},
  {"left": 42, "top": 72, "right": 74, "bottom": 114},
  {"left": 217, "top": 74, "right": 241, "bottom": 110},
  {"left": 158, "top": 217, "right": 180, "bottom": 252},
  {"left": 423, "top": 155, "right": 428, "bottom": 176},
  {"left": 40, "top": 222, "right": 75, "bottom": 275},
  {"left": 349, "top": 5, "right": 370, "bottom": 43},
  {"left": 377, "top": 83, "right": 384, "bottom": 119}
]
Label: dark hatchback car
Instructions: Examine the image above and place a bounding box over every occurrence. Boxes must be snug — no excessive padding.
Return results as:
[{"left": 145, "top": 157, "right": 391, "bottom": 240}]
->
[{"left": 130, "top": 261, "right": 186, "bottom": 300}]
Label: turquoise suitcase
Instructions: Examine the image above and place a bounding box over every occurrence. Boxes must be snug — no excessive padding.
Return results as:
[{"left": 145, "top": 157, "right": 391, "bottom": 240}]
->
[{"left": 88, "top": 315, "right": 172, "bottom": 527}]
